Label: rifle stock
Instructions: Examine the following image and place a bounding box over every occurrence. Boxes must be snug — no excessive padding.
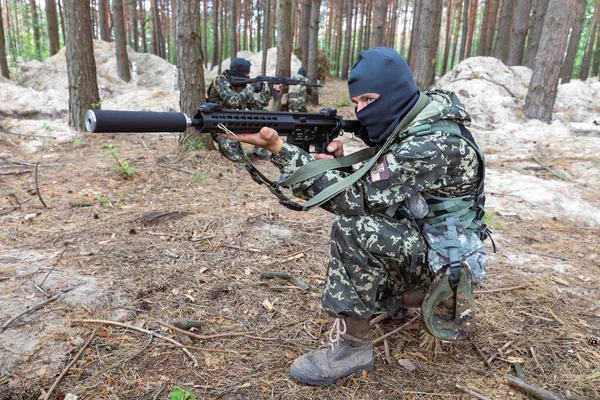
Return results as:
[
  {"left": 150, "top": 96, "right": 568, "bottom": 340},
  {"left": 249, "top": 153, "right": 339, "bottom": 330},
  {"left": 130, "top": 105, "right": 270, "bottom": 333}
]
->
[{"left": 85, "top": 103, "right": 362, "bottom": 154}]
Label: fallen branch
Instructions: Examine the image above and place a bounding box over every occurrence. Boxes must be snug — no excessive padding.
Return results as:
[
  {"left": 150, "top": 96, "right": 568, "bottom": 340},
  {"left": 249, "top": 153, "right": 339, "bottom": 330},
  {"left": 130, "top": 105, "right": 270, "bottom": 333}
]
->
[
  {"left": 504, "top": 374, "right": 567, "bottom": 400},
  {"left": 259, "top": 271, "right": 310, "bottom": 291},
  {"left": 34, "top": 162, "right": 48, "bottom": 208},
  {"left": 370, "top": 313, "right": 388, "bottom": 327},
  {"left": 470, "top": 338, "right": 494, "bottom": 370},
  {"left": 43, "top": 329, "right": 96, "bottom": 400},
  {"left": 528, "top": 251, "right": 570, "bottom": 261},
  {"left": 455, "top": 382, "right": 490, "bottom": 400},
  {"left": 373, "top": 316, "right": 419, "bottom": 344},
  {"left": 474, "top": 284, "right": 532, "bottom": 295},
  {"left": 0, "top": 287, "right": 73, "bottom": 333},
  {"left": 73, "top": 319, "right": 199, "bottom": 367},
  {"left": 532, "top": 155, "right": 569, "bottom": 181},
  {"left": 158, "top": 321, "right": 287, "bottom": 342}
]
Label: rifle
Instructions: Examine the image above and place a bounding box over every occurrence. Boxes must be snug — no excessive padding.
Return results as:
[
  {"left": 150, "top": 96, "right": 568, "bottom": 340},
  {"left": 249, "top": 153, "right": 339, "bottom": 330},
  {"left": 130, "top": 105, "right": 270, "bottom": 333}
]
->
[
  {"left": 230, "top": 75, "right": 322, "bottom": 101},
  {"left": 85, "top": 102, "right": 362, "bottom": 154}
]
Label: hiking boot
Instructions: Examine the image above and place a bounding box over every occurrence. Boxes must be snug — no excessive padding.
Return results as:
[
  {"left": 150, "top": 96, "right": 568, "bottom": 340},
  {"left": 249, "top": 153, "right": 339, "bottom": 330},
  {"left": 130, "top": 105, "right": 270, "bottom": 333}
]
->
[
  {"left": 252, "top": 146, "right": 272, "bottom": 160},
  {"left": 215, "top": 136, "right": 242, "bottom": 162},
  {"left": 290, "top": 317, "right": 373, "bottom": 386}
]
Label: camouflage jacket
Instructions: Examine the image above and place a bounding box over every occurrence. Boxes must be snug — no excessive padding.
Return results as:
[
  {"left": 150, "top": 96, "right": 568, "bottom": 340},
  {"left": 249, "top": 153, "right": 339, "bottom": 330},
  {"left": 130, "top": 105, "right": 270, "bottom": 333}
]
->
[
  {"left": 270, "top": 89, "right": 482, "bottom": 216},
  {"left": 207, "top": 70, "right": 272, "bottom": 110},
  {"left": 288, "top": 74, "right": 308, "bottom": 98}
]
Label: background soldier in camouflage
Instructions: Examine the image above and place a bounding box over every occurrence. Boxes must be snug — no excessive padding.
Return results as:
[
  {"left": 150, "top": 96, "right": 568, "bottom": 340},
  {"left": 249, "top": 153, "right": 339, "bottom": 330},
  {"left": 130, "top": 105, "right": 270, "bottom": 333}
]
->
[
  {"left": 219, "top": 47, "right": 487, "bottom": 386},
  {"left": 287, "top": 67, "right": 308, "bottom": 112},
  {"left": 207, "top": 57, "right": 274, "bottom": 161}
]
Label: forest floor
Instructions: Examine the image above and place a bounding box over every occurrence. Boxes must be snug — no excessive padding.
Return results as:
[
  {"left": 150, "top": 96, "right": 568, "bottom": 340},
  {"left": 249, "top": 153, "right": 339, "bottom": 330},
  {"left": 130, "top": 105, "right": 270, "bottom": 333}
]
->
[{"left": 1, "top": 46, "right": 600, "bottom": 400}]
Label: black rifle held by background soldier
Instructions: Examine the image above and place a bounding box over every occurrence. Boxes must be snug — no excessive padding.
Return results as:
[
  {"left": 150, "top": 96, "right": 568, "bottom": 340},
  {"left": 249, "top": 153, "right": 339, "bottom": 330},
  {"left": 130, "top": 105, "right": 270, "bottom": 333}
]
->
[{"left": 230, "top": 75, "right": 323, "bottom": 101}]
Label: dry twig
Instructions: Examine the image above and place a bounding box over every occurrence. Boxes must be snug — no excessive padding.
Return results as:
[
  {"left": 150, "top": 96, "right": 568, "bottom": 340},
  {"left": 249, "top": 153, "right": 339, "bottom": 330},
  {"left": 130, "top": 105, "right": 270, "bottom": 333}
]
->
[
  {"left": 73, "top": 319, "right": 199, "bottom": 367},
  {"left": 373, "top": 316, "right": 419, "bottom": 344},
  {"left": 474, "top": 284, "right": 533, "bottom": 295},
  {"left": 455, "top": 382, "right": 490, "bottom": 400},
  {"left": 43, "top": 330, "right": 97, "bottom": 400},
  {"left": 34, "top": 162, "right": 48, "bottom": 208}
]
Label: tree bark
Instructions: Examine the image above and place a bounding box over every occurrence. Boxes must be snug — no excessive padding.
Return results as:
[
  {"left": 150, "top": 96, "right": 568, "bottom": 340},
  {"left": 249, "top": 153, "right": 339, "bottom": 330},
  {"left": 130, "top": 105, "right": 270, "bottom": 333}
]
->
[
  {"left": 413, "top": 0, "right": 443, "bottom": 89},
  {"left": 29, "top": 0, "right": 42, "bottom": 60},
  {"left": 113, "top": 0, "right": 131, "bottom": 82},
  {"left": 276, "top": 0, "right": 292, "bottom": 110},
  {"left": 176, "top": 0, "right": 211, "bottom": 148},
  {"left": 371, "top": 0, "right": 387, "bottom": 47},
  {"left": 451, "top": 0, "right": 462, "bottom": 65},
  {"left": 408, "top": 0, "right": 422, "bottom": 69},
  {"left": 230, "top": 0, "right": 238, "bottom": 59},
  {"left": 211, "top": 0, "right": 220, "bottom": 69},
  {"left": 307, "top": 0, "right": 320, "bottom": 105},
  {"left": 45, "top": 0, "right": 60, "bottom": 56},
  {"left": 399, "top": 0, "right": 409, "bottom": 56},
  {"left": 459, "top": 0, "right": 469, "bottom": 61},
  {"left": 0, "top": 0, "right": 10, "bottom": 79},
  {"left": 465, "top": 0, "right": 478, "bottom": 58},
  {"left": 506, "top": 0, "right": 532, "bottom": 66},
  {"left": 592, "top": 19, "right": 600, "bottom": 77},
  {"left": 261, "top": 0, "right": 271, "bottom": 74},
  {"left": 441, "top": 0, "right": 454, "bottom": 74},
  {"left": 341, "top": 0, "right": 354, "bottom": 79},
  {"left": 579, "top": 0, "right": 600, "bottom": 80},
  {"left": 99, "top": 0, "right": 111, "bottom": 41},
  {"left": 203, "top": 0, "right": 208, "bottom": 65},
  {"left": 523, "top": 0, "right": 549, "bottom": 67},
  {"left": 130, "top": 0, "right": 139, "bottom": 51},
  {"left": 63, "top": 0, "right": 100, "bottom": 131},
  {"left": 493, "top": 0, "right": 515, "bottom": 63},
  {"left": 560, "top": 0, "right": 586, "bottom": 83},
  {"left": 299, "top": 0, "right": 311, "bottom": 65},
  {"left": 524, "top": 0, "right": 575, "bottom": 123},
  {"left": 478, "top": 0, "right": 493, "bottom": 56}
]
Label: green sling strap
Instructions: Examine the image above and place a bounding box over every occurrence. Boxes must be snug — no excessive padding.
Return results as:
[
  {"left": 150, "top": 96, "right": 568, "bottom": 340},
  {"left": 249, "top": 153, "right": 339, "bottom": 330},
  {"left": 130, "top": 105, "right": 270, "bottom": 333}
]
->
[{"left": 272, "top": 93, "right": 432, "bottom": 211}]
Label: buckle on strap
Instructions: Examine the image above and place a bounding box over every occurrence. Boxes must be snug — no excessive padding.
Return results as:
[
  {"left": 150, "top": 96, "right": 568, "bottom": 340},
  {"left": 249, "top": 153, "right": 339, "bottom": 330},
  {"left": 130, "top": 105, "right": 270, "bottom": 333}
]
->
[
  {"left": 245, "top": 164, "right": 265, "bottom": 186},
  {"left": 279, "top": 200, "right": 308, "bottom": 211}
]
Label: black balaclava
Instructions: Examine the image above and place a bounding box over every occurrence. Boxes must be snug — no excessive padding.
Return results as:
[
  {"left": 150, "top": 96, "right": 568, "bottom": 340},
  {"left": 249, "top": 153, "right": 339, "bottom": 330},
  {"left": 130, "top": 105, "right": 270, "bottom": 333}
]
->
[
  {"left": 229, "top": 58, "right": 251, "bottom": 78},
  {"left": 298, "top": 67, "right": 307, "bottom": 77},
  {"left": 348, "top": 47, "right": 420, "bottom": 145}
]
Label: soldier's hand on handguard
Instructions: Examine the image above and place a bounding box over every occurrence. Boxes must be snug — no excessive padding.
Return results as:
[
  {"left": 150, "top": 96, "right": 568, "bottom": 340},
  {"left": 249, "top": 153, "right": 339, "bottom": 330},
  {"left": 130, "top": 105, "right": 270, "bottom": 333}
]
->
[
  {"left": 219, "top": 127, "right": 284, "bottom": 155},
  {"left": 251, "top": 81, "right": 263, "bottom": 93},
  {"left": 312, "top": 140, "right": 344, "bottom": 160}
]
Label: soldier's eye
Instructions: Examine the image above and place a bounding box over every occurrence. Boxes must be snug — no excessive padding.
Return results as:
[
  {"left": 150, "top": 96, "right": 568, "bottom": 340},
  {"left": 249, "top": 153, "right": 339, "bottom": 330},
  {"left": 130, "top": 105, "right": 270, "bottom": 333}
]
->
[{"left": 367, "top": 98, "right": 376, "bottom": 104}]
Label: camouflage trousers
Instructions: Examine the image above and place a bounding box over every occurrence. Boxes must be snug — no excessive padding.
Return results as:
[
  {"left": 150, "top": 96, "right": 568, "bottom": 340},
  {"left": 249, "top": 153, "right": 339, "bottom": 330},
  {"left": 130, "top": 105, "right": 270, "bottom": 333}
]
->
[{"left": 322, "top": 214, "right": 432, "bottom": 320}]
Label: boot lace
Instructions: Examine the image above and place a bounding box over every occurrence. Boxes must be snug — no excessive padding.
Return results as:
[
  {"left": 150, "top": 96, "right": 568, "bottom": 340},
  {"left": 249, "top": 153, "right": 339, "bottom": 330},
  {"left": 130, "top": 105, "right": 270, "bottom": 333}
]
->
[{"left": 328, "top": 318, "right": 347, "bottom": 352}]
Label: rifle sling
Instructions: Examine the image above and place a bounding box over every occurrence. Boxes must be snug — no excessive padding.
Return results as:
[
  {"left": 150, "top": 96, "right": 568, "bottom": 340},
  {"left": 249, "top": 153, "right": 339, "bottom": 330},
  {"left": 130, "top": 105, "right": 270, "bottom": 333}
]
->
[{"left": 241, "top": 92, "right": 430, "bottom": 211}]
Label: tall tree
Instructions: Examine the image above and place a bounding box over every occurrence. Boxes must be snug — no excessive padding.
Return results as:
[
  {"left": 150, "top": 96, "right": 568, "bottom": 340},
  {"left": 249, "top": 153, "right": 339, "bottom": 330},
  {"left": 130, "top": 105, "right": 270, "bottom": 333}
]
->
[
  {"left": 441, "top": 0, "right": 455, "bottom": 74},
  {"left": 493, "top": 0, "right": 515, "bottom": 63},
  {"left": 130, "top": 0, "right": 139, "bottom": 51},
  {"left": 57, "top": 0, "right": 65, "bottom": 45},
  {"left": 261, "top": 0, "right": 271, "bottom": 74},
  {"left": 276, "top": 0, "right": 292, "bottom": 110},
  {"left": 524, "top": 0, "right": 575, "bottom": 123},
  {"left": 29, "top": 0, "right": 42, "bottom": 60},
  {"left": 140, "top": 0, "right": 148, "bottom": 53},
  {"left": 341, "top": 0, "right": 354, "bottom": 79},
  {"left": 407, "top": 0, "right": 423, "bottom": 68},
  {"left": 459, "top": 0, "right": 469, "bottom": 61},
  {"left": 202, "top": 0, "right": 208, "bottom": 65},
  {"left": 592, "top": 22, "right": 600, "bottom": 77},
  {"left": 523, "top": 0, "right": 549, "bottom": 67},
  {"left": 176, "top": 0, "right": 211, "bottom": 149},
  {"left": 0, "top": 0, "right": 9, "bottom": 79},
  {"left": 211, "top": 0, "right": 220, "bottom": 69},
  {"left": 506, "top": 0, "right": 532, "bottom": 66},
  {"left": 413, "top": 0, "right": 443, "bottom": 89},
  {"left": 307, "top": 0, "right": 320, "bottom": 105},
  {"left": 371, "top": 0, "right": 387, "bottom": 47},
  {"left": 579, "top": 0, "right": 600, "bottom": 80},
  {"left": 113, "top": 0, "right": 131, "bottom": 82},
  {"left": 99, "top": 0, "right": 111, "bottom": 41},
  {"left": 465, "top": 0, "right": 478, "bottom": 58},
  {"left": 45, "top": 0, "right": 60, "bottom": 56},
  {"left": 230, "top": 0, "right": 238, "bottom": 59},
  {"left": 560, "top": 0, "right": 586, "bottom": 83},
  {"left": 479, "top": 0, "right": 494, "bottom": 56},
  {"left": 63, "top": 0, "right": 100, "bottom": 130},
  {"left": 299, "top": 0, "right": 311, "bottom": 65}
]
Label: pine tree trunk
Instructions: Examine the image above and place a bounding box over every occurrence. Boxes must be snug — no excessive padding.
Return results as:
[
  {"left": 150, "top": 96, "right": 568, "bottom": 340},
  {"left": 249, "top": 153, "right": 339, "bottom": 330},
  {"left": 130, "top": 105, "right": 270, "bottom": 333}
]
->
[
  {"left": 478, "top": 0, "right": 493, "bottom": 56},
  {"left": 408, "top": 0, "right": 422, "bottom": 69},
  {"left": 523, "top": 0, "right": 548, "bottom": 67},
  {"left": 465, "top": 0, "right": 477, "bottom": 57},
  {"left": 493, "top": 0, "right": 515, "bottom": 63},
  {"left": 230, "top": 0, "right": 237, "bottom": 59},
  {"left": 579, "top": 0, "right": 600, "bottom": 80},
  {"left": 560, "top": 0, "right": 586, "bottom": 83},
  {"left": 441, "top": 0, "right": 454, "bottom": 74},
  {"left": 113, "top": 0, "right": 131, "bottom": 82},
  {"left": 176, "top": 0, "right": 211, "bottom": 148},
  {"left": 261, "top": 0, "right": 270, "bottom": 74},
  {"left": 487, "top": 0, "right": 500, "bottom": 55},
  {"left": 450, "top": 0, "right": 462, "bottom": 65},
  {"left": 130, "top": 0, "right": 139, "bottom": 51},
  {"left": 413, "top": 0, "right": 442, "bottom": 88},
  {"left": 459, "top": 0, "right": 469, "bottom": 61},
  {"left": 399, "top": 0, "right": 409, "bottom": 56},
  {"left": 524, "top": 0, "right": 575, "bottom": 123},
  {"left": 276, "top": 0, "right": 292, "bottom": 110},
  {"left": 45, "top": 0, "right": 60, "bottom": 56},
  {"left": 307, "top": 0, "right": 320, "bottom": 105},
  {"left": 506, "top": 0, "right": 532, "bottom": 66},
  {"left": 63, "top": 0, "right": 100, "bottom": 130},
  {"left": 150, "top": 0, "right": 158, "bottom": 55},
  {"left": 243, "top": 0, "right": 249, "bottom": 50},
  {"left": 29, "top": 0, "right": 42, "bottom": 60},
  {"left": 592, "top": 22, "right": 600, "bottom": 77},
  {"left": 299, "top": 0, "right": 311, "bottom": 65},
  {"left": 371, "top": 0, "right": 387, "bottom": 47},
  {"left": 341, "top": 0, "right": 354, "bottom": 79},
  {"left": 211, "top": 0, "right": 219, "bottom": 69},
  {"left": 57, "top": 0, "right": 65, "bottom": 45},
  {"left": 99, "top": 0, "right": 111, "bottom": 41},
  {"left": 256, "top": 0, "right": 262, "bottom": 53},
  {"left": 0, "top": 1, "right": 10, "bottom": 79},
  {"left": 364, "top": 0, "right": 372, "bottom": 52}
]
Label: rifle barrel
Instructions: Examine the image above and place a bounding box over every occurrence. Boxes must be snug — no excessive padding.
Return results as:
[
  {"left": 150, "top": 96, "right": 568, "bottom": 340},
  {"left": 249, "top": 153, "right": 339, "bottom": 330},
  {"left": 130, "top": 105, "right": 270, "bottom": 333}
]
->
[{"left": 86, "top": 110, "right": 190, "bottom": 133}]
